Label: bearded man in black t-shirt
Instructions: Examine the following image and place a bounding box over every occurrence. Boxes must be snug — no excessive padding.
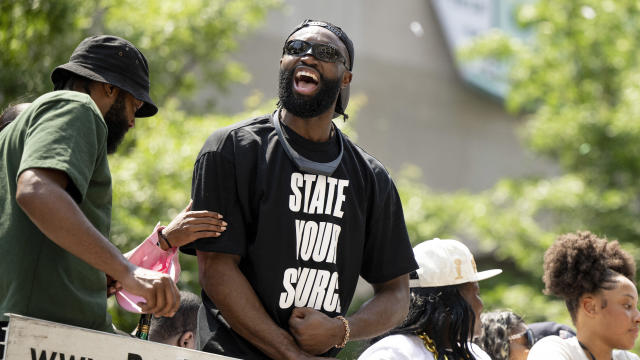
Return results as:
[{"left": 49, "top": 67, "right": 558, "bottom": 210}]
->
[{"left": 182, "top": 19, "right": 418, "bottom": 359}]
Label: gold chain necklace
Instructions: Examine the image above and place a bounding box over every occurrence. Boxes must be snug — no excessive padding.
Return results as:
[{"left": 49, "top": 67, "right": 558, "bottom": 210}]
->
[{"left": 417, "top": 333, "right": 449, "bottom": 360}]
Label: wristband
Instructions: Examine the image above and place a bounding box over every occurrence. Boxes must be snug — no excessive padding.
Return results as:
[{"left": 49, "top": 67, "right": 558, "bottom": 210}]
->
[
  {"left": 157, "top": 227, "right": 173, "bottom": 248},
  {"left": 335, "top": 315, "right": 350, "bottom": 348}
]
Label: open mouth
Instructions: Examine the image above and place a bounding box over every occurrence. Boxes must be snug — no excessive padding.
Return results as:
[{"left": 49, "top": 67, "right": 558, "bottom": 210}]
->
[{"left": 293, "top": 68, "right": 320, "bottom": 95}]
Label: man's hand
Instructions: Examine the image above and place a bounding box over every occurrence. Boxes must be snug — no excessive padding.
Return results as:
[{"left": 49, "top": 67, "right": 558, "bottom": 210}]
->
[
  {"left": 118, "top": 267, "right": 180, "bottom": 317},
  {"left": 106, "top": 274, "right": 122, "bottom": 298},
  {"left": 289, "top": 307, "right": 345, "bottom": 355},
  {"left": 160, "top": 200, "right": 226, "bottom": 249}
]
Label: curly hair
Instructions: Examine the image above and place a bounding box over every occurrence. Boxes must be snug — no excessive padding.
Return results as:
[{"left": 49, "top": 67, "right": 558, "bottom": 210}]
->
[
  {"left": 543, "top": 231, "right": 636, "bottom": 322},
  {"left": 474, "top": 310, "right": 526, "bottom": 360},
  {"left": 370, "top": 285, "right": 476, "bottom": 359}
]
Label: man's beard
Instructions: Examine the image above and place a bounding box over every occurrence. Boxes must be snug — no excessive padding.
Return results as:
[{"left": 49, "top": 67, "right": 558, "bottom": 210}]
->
[
  {"left": 278, "top": 66, "right": 341, "bottom": 118},
  {"left": 104, "top": 93, "right": 129, "bottom": 154}
]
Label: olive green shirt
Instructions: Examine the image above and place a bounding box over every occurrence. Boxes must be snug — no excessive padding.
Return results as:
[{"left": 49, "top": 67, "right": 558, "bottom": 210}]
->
[{"left": 0, "top": 91, "right": 113, "bottom": 332}]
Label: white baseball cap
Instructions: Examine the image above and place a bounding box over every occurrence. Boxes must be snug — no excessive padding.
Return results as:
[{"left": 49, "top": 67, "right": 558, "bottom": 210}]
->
[{"left": 409, "top": 238, "right": 502, "bottom": 288}]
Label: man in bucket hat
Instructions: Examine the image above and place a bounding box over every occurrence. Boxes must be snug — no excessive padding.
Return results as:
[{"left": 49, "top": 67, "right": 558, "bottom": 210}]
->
[
  {"left": 183, "top": 20, "right": 418, "bottom": 359},
  {"left": 0, "top": 35, "right": 179, "bottom": 335}
]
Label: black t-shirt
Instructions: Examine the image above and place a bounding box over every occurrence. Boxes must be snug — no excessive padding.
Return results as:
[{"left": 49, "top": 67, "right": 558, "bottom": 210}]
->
[{"left": 183, "top": 113, "right": 418, "bottom": 359}]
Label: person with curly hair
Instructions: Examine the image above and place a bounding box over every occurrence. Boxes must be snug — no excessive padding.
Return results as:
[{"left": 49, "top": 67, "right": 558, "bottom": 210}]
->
[
  {"left": 528, "top": 231, "right": 640, "bottom": 360},
  {"left": 475, "top": 310, "right": 533, "bottom": 360},
  {"left": 358, "top": 238, "right": 502, "bottom": 359}
]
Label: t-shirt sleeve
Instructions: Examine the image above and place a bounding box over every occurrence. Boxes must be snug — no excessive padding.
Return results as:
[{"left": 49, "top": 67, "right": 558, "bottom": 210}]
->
[
  {"left": 614, "top": 350, "right": 640, "bottom": 360},
  {"left": 358, "top": 347, "right": 412, "bottom": 360},
  {"left": 181, "top": 149, "right": 247, "bottom": 256},
  {"left": 18, "top": 100, "right": 106, "bottom": 203},
  {"left": 360, "top": 174, "right": 418, "bottom": 283},
  {"left": 357, "top": 336, "right": 424, "bottom": 360},
  {"left": 527, "top": 336, "right": 574, "bottom": 360}
]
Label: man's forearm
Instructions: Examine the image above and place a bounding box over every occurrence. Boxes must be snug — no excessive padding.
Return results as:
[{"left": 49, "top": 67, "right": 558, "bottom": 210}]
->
[
  {"left": 16, "top": 169, "right": 133, "bottom": 280},
  {"left": 347, "top": 274, "right": 410, "bottom": 341},
  {"left": 197, "top": 251, "right": 313, "bottom": 360}
]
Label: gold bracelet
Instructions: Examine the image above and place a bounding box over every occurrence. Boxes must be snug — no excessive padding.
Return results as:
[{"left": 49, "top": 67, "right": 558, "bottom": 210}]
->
[{"left": 336, "top": 315, "right": 350, "bottom": 348}]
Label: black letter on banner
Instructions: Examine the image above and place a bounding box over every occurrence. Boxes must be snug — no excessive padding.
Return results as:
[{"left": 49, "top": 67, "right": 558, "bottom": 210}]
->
[{"left": 30, "top": 348, "right": 57, "bottom": 360}]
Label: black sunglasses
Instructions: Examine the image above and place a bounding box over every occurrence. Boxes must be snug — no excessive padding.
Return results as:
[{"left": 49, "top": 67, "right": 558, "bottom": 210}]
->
[
  {"left": 508, "top": 328, "right": 535, "bottom": 349},
  {"left": 283, "top": 39, "right": 347, "bottom": 66}
]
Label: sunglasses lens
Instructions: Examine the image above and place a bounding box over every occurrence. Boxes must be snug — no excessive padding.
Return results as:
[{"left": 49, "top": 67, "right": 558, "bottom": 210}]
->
[
  {"left": 315, "top": 44, "right": 338, "bottom": 62},
  {"left": 285, "top": 40, "right": 344, "bottom": 64},
  {"left": 286, "top": 40, "right": 309, "bottom": 55}
]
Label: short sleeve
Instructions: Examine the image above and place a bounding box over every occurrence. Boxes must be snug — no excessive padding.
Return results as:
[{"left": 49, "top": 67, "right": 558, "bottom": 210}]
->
[
  {"left": 358, "top": 348, "right": 412, "bottom": 360},
  {"left": 181, "top": 150, "right": 247, "bottom": 256},
  {"left": 18, "top": 99, "right": 106, "bottom": 203},
  {"left": 358, "top": 335, "right": 427, "bottom": 360},
  {"left": 360, "top": 176, "right": 418, "bottom": 283},
  {"left": 527, "top": 336, "right": 575, "bottom": 360},
  {"left": 614, "top": 350, "right": 640, "bottom": 360}
]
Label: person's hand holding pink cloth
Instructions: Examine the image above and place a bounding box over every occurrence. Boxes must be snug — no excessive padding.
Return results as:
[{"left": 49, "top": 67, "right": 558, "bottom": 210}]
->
[
  {"left": 115, "top": 201, "right": 226, "bottom": 313},
  {"left": 116, "top": 224, "right": 181, "bottom": 313}
]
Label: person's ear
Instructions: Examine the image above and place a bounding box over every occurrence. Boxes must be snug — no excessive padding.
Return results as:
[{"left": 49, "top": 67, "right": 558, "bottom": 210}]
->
[
  {"left": 341, "top": 70, "right": 352, "bottom": 88},
  {"left": 101, "top": 83, "right": 119, "bottom": 99},
  {"left": 178, "top": 331, "right": 195, "bottom": 349},
  {"left": 582, "top": 295, "right": 598, "bottom": 318},
  {"left": 89, "top": 83, "right": 119, "bottom": 116}
]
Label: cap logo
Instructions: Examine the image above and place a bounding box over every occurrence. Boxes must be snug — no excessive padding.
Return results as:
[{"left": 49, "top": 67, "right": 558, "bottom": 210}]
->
[
  {"left": 454, "top": 258, "right": 463, "bottom": 280},
  {"left": 471, "top": 257, "right": 478, "bottom": 273}
]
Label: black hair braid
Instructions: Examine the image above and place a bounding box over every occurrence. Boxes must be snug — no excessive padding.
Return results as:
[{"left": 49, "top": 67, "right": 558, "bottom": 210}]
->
[{"left": 369, "top": 285, "right": 476, "bottom": 360}]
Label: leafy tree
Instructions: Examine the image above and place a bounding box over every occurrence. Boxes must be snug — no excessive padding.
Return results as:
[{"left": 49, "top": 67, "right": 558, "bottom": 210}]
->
[
  {"left": 1, "top": 0, "right": 282, "bottom": 331},
  {"left": 403, "top": 0, "right": 640, "bottom": 329},
  {"left": 0, "top": 0, "right": 84, "bottom": 105},
  {"left": 0, "top": 0, "right": 280, "bottom": 111}
]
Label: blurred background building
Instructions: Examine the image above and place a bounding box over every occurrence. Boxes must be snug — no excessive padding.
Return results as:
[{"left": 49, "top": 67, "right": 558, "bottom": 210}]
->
[{"left": 215, "top": 0, "right": 554, "bottom": 192}]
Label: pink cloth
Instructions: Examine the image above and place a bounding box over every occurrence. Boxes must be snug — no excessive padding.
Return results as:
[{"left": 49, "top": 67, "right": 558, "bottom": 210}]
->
[{"left": 115, "top": 224, "right": 181, "bottom": 313}]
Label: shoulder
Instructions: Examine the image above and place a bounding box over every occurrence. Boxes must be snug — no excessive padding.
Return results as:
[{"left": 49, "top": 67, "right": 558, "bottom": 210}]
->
[
  {"left": 34, "top": 91, "right": 101, "bottom": 116},
  {"left": 528, "top": 335, "right": 579, "bottom": 360},
  {"left": 341, "top": 132, "right": 396, "bottom": 191},
  {"left": 342, "top": 133, "right": 389, "bottom": 175},
  {"left": 30, "top": 91, "right": 105, "bottom": 129},
  {"left": 197, "top": 114, "right": 272, "bottom": 157},
  {"left": 614, "top": 350, "right": 640, "bottom": 360},
  {"left": 358, "top": 334, "right": 430, "bottom": 360}
]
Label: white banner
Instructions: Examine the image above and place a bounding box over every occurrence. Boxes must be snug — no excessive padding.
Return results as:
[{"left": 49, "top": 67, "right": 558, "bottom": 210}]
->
[{"left": 3, "top": 313, "right": 237, "bottom": 360}]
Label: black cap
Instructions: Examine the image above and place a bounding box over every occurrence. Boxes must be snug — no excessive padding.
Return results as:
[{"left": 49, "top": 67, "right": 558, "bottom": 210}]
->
[
  {"left": 286, "top": 19, "right": 354, "bottom": 71},
  {"left": 51, "top": 35, "right": 157, "bottom": 117},
  {"left": 286, "top": 20, "right": 354, "bottom": 119}
]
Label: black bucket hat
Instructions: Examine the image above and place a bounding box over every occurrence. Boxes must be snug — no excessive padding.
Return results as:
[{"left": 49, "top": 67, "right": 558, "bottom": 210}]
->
[
  {"left": 286, "top": 20, "right": 354, "bottom": 119},
  {"left": 51, "top": 35, "right": 157, "bottom": 117}
]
